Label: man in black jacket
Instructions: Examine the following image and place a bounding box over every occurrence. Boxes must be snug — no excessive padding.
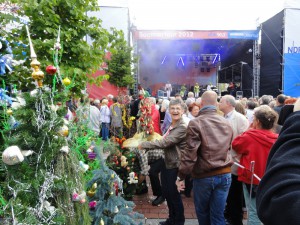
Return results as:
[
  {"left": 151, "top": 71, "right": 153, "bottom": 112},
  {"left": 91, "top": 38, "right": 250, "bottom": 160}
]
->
[{"left": 256, "top": 98, "right": 300, "bottom": 225}]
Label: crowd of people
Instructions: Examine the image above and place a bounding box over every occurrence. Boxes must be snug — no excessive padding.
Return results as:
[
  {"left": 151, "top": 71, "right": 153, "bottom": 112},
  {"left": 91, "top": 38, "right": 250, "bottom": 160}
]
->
[
  {"left": 66, "top": 89, "right": 300, "bottom": 225},
  {"left": 136, "top": 92, "right": 300, "bottom": 225}
]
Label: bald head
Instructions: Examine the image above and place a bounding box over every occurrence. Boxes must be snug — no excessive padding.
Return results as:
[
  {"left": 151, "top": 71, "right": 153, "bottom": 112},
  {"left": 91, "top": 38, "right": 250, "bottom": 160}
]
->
[{"left": 201, "top": 91, "right": 218, "bottom": 106}]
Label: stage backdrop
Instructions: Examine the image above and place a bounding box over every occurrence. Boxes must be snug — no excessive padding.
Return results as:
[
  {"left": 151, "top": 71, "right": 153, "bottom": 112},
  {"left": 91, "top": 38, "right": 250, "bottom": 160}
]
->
[
  {"left": 138, "top": 43, "right": 219, "bottom": 96},
  {"left": 135, "top": 30, "right": 258, "bottom": 96},
  {"left": 283, "top": 8, "right": 300, "bottom": 97}
]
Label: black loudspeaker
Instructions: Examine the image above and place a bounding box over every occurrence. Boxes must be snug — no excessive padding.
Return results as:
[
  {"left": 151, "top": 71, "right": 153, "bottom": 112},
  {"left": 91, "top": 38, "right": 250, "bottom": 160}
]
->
[
  {"left": 218, "top": 70, "right": 227, "bottom": 83},
  {"left": 200, "top": 67, "right": 205, "bottom": 72},
  {"left": 242, "top": 89, "right": 253, "bottom": 98}
]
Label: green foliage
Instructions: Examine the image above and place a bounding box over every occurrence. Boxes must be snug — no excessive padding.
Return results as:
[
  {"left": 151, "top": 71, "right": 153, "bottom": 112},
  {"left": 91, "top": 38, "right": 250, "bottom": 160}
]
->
[
  {"left": 4, "top": 0, "right": 111, "bottom": 96},
  {"left": 105, "top": 28, "right": 137, "bottom": 88}
]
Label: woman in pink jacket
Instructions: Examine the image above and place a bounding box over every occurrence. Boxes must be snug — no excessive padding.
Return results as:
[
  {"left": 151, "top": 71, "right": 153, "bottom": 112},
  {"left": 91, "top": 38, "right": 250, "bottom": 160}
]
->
[{"left": 232, "top": 105, "right": 278, "bottom": 225}]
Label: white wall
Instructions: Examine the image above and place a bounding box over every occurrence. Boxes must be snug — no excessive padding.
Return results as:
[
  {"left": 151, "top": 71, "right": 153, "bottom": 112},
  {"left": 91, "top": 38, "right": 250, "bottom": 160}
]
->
[{"left": 88, "top": 7, "right": 130, "bottom": 42}]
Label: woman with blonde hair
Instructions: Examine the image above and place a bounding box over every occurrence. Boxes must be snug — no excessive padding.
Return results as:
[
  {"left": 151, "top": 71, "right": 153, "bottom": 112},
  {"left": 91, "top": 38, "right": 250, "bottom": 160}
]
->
[{"left": 100, "top": 98, "right": 111, "bottom": 141}]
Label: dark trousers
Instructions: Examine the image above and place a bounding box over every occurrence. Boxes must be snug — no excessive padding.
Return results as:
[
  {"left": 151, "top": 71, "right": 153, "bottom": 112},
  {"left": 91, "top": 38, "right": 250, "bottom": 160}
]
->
[
  {"left": 149, "top": 158, "right": 164, "bottom": 197},
  {"left": 161, "top": 165, "right": 185, "bottom": 225},
  {"left": 184, "top": 175, "right": 193, "bottom": 197},
  {"left": 225, "top": 174, "right": 244, "bottom": 225}
]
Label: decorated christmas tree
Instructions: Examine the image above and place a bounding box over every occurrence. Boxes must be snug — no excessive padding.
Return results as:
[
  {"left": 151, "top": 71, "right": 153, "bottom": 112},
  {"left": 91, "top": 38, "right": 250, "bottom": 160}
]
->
[
  {"left": 1, "top": 2, "right": 145, "bottom": 224},
  {"left": 0, "top": 27, "right": 91, "bottom": 224}
]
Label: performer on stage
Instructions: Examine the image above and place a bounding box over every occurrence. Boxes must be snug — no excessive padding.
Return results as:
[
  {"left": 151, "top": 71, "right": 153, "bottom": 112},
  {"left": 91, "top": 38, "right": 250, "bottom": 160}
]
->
[
  {"left": 180, "top": 84, "right": 187, "bottom": 99},
  {"left": 194, "top": 82, "right": 200, "bottom": 98},
  {"left": 227, "top": 82, "right": 236, "bottom": 96},
  {"left": 207, "top": 82, "right": 213, "bottom": 91},
  {"left": 165, "top": 81, "right": 172, "bottom": 99}
]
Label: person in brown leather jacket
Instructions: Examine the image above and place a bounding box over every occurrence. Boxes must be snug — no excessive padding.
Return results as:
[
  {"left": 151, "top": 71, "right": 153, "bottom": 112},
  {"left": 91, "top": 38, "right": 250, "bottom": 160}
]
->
[
  {"left": 138, "top": 98, "right": 187, "bottom": 225},
  {"left": 176, "top": 91, "right": 233, "bottom": 225}
]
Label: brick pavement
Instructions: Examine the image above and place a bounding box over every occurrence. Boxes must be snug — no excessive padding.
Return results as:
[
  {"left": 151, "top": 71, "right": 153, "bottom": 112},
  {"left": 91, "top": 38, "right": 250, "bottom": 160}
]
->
[
  {"left": 132, "top": 178, "right": 248, "bottom": 224},
  {"left": 133, "top": 178, "right": 198, "bottom": 220}
]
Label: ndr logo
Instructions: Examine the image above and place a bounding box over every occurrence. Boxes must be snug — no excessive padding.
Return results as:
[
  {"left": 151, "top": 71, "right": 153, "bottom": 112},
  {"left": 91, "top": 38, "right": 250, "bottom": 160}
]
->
[{"left": 287, "top": 46, "right": 300, "bottom": 53}]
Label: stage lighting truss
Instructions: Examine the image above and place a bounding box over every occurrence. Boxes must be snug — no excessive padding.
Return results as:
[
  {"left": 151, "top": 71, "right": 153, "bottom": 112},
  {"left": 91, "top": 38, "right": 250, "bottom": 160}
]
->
[
  {"left": 193, "top": 54, "right": 221, "bottom": 69},
  {"left": 160, "top": 53, "right": 220, "bottom": 69}
]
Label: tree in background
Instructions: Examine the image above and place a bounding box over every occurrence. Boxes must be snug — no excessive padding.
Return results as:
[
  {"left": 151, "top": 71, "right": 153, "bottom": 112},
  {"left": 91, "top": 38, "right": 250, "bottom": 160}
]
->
[{"left": 105, "top": 28, "right": 137, "bottom": 90}]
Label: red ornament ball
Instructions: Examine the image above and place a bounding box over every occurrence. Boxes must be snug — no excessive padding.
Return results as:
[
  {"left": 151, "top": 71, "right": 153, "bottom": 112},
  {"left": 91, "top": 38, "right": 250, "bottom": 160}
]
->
[{"left": 46, "top": 65, "right": 57, "bottom": 75}]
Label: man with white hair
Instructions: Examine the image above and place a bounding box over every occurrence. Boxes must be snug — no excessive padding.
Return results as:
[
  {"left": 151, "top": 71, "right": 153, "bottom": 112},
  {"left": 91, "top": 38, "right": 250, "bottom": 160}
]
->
[
  {"left": 93, "top": 99, "right": 101, "bottom": 110},
  {"left": 107, "top": 94, "right": 114, "bottom": 108},
  {"left": 219, "top": 95, "right": 249, "bottom": 225},
  {"left": 185, "top": 92, "right": 195, "bottom": 107},
  {"left": 87, "top": 98, "right": 101, "bottom": 136}
]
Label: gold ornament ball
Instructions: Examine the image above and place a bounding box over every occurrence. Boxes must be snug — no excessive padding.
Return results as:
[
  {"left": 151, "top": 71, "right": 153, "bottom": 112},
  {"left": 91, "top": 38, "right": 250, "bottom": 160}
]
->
[
  {"left": 63, "top": 77, "right": 71, "bottom": 86},
  {"left": 7, "top": 109, "right": 13, "bottom": 116}
]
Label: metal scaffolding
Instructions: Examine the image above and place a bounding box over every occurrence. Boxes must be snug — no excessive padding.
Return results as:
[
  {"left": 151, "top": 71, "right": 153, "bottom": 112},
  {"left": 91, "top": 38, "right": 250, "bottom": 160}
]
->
[{"left": 253, "top": 39, "right": 260, "bottom": 97}]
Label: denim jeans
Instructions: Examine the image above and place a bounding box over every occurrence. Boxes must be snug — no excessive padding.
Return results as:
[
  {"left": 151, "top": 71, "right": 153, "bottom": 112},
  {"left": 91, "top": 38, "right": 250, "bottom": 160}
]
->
[
  {"left": 101, "top": 122, "right": 110, "bottom": 141},
  {"left": 243, "top": 184, "right": 261, "bottom": 225},
  {"left": 193, "top": 173, "right": 231, "bottom": 225}
]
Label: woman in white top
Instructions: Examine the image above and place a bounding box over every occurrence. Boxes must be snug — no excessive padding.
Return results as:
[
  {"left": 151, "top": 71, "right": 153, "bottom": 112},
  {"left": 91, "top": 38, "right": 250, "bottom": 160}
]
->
[{"left": 100, "top": 99, "right": 111, "bottom": 141}]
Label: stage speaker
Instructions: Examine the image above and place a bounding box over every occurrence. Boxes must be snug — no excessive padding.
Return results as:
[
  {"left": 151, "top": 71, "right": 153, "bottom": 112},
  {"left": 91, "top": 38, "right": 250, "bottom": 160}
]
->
[
  {"left": 207, "top": 68, "right": 210, "bottom": 72},
  {"left": 242, "top": 89, "right": 253, "bottom": 98},
  {"left": 236, "top": 91, "right": 243, "bottom": 99},
  {"left": 218, "top": 71, "right": 226, "bottom": 83},
  {"left": 200, "top": 67, "right": 205, "bottom": 72}
]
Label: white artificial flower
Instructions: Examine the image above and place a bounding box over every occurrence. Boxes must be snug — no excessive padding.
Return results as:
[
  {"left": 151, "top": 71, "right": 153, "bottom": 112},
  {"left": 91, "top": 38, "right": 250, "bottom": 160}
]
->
[{"left": 30, "top": 89, "right": 38, "bottom": 97}]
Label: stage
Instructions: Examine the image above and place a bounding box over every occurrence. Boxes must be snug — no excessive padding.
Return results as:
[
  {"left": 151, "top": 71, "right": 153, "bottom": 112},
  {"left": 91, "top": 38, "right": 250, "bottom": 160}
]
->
[{"left": 133, "top": 30, "right": 258, "bottom": 98}]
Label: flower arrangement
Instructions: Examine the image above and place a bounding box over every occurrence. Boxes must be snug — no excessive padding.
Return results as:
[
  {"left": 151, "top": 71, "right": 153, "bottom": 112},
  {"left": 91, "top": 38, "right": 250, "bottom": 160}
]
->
[{"left": 138, "top": 98, "right": 154, "bottom": 135}]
